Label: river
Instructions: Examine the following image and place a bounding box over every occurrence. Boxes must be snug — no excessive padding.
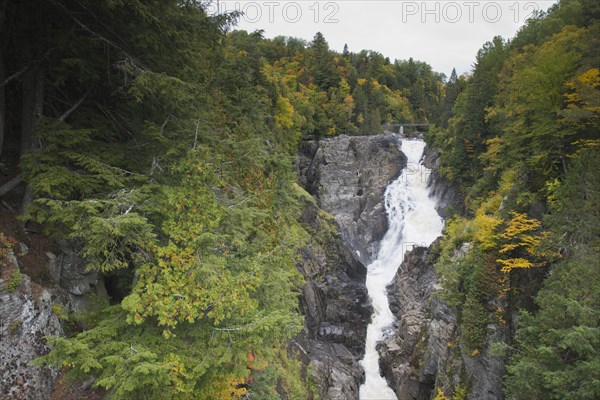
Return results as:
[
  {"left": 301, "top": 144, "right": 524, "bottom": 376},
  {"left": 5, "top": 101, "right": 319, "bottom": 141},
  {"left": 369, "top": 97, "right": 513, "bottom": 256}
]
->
[{"left": 359, "top": 138, "right": 444, "bottom": 399}]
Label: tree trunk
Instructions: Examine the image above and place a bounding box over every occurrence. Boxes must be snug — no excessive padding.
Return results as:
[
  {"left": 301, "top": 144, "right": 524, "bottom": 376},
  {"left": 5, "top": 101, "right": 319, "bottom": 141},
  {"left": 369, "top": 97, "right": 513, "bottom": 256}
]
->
[
  {"left": 20, "top": 63, "right": 43, "bottom": 150},
  {"left": 0, "top": 0, "right": 6, "bottom": 158},
  {"left": 20, "top": 62, "right": 43, "bottom": 216},
  {"left": 20, "top": 66, "right": 35, "bottom": 154},
  {"left": 0, "top": 45, "right": 5, "bottom": 158}
]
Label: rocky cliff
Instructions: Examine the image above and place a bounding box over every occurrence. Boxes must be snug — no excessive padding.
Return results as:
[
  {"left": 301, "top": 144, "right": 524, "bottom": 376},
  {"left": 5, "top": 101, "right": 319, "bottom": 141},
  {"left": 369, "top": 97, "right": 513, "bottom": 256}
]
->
[
  {"left": 378, "top": 245, "right": 460, "bottom": 399},
  {"left": 0, "top": 248, "right": 62, "bottom": 400},
  {"left": 0, "top": 233, "right": 106, "bottom": 400},
  {"left": 379, "top": 244, "right": 507, "bottom": 400},
  {"left": 422, "top": 147, "right": 465, "bottom": 219},
  {"left": 293, "top": 197, "right": 371, "bottom": 400},
  {"left": 297, "top": 134, "right": 406, "bottom": 265},
  {"left": 295, "top": 133, "right": 406, "bottom": 400},
  {"left": 378, "top": 146, "right": 507, "bottom": 400}
]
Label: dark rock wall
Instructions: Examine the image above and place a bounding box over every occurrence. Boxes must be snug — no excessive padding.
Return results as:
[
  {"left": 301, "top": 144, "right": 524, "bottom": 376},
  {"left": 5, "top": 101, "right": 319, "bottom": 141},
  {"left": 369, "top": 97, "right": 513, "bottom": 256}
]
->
[
  {"left": 422, "top": 147, "right": 465, "bottom": 219},
  {"left": 297, "top": 134, "right": 406, "bottom": 265},
  {"left": 295, "top": 133, "right": 406, "bottom": 400},
  {"left": 294, "top": 197, "right": 370, "bottom": 400}
]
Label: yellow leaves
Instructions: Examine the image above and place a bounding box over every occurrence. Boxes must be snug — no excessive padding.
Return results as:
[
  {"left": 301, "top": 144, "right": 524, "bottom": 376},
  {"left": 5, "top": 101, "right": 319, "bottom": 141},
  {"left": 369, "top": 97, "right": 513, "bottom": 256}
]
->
[
  {"left": 565, "top": 68, "right": 600, "bottom": 106},
  {"left": 496, "top": 212, "right": 546, "bottom": 273},
  {"left": 473, "top": 212, "right": 501, "bottom": 251},
  {"left": 495, "top": 306, "right": 507, "bottom": 325},
  {"left": 357, "top": 78, "right": 367, "bottom": 86},
  {"left": 562, "top": 67, "right": 600, "bottom": 138},
  {"left": 339, "top": 77, "right": 351, "bottom": 97},
  {"left": 480, "top": 137, "right": 503, "bottom": 173},
  {"left": 274, "top": 96, "right": 295, "bottom": 130},
  {"left": 215, "top": 373, "right": 250, "bottom": 399},
  {"left": 434, "top": 387, "right": 447, "bottom": 400},
  {"left": 499, "top": 212, "right": 541, "bottom": 247},
  {"left": 497, "top": 257, "right": 534, "bottom": 272},
  {"left": 461, "top": 195, "right": 502, "bottom": 251},
  {"left": 568, "top": 139, "right": 600, "bottom": 159},
  {"left": 577, "top": 68, "right": 600, "bottom": 87}
]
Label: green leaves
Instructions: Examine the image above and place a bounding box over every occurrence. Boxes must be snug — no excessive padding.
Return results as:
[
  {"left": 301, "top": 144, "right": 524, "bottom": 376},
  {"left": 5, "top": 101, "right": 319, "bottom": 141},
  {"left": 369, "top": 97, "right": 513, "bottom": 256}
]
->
[
  {"left": 505, "top": 253, "right": 600, "bottom": 400},
  {"left": 493, "top": 26, "right": 584, "bottom": 183}
]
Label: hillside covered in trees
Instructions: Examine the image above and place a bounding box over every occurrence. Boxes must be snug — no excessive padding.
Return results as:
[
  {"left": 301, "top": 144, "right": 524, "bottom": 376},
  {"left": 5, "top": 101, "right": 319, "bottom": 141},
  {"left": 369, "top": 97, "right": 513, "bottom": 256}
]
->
[
  {"left": 427, "top": 0, "right": 599, "bottom": 398},
  {"left": 0, "top": 0, "right": 598, "bottom": 399},
  {"left": 0, "top": 1, "right": 444, "bottom": 398}
]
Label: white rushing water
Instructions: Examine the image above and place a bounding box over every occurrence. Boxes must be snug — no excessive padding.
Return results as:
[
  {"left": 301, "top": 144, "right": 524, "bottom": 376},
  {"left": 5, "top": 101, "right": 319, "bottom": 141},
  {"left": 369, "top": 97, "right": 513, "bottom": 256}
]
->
[{"left": 359, "top": 138, "right": 444, "bottom": 400}]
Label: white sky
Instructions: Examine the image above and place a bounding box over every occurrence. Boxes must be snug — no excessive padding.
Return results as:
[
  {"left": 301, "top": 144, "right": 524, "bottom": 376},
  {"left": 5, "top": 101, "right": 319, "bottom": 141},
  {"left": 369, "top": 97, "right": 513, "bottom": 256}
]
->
[{"left": 208, "top": 0, "right": 558, "bottom": 78}]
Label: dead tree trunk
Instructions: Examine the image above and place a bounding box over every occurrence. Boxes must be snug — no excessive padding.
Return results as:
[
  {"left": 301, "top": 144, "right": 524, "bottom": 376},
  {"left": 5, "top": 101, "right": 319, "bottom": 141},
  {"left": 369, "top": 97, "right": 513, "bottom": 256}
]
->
[
  {"left": 0, "top": 46, "right": 5, "bottom": 159},
  {"left": 20, "top": 61, "right": 44, "bottom": 217},
  {"left": 0, "top": 0, "right": 6, "bottom": 158}
]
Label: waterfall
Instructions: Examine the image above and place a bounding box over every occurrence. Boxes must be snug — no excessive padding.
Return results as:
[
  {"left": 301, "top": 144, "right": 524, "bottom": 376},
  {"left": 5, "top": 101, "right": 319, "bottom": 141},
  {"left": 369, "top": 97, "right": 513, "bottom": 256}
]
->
[{"left": 359, "top": 138, "right": 444, "bottom": 399}]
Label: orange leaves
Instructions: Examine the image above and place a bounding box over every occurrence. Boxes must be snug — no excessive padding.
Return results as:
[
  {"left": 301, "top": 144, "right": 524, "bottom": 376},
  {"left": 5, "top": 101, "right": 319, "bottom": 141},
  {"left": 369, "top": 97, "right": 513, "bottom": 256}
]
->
[
  {"left": 246, "top": 351, "right": 268, "bottom": 371},
  {"left": 218, "top": 376, "right": 248, "bottom": 399}
]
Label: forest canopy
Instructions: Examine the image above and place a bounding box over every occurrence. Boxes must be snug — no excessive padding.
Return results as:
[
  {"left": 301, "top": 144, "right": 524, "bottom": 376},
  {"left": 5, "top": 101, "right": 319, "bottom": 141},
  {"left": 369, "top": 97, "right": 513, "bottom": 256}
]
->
[{"left": 0, "top": 0, "right": 598, "bottom": 398}]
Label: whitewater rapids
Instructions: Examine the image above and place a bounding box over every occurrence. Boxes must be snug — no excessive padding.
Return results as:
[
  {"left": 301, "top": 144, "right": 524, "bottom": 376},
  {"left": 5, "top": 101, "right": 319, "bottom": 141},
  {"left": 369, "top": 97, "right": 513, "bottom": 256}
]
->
[{"left": 359, "top": 138, "right": 444, "bottom": 400}]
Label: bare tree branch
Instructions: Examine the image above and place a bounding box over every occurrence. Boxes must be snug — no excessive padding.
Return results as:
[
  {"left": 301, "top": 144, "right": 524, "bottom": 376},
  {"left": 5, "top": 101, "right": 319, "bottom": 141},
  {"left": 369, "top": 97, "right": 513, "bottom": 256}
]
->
[
  {"left": 59, "top": 89, "right": 91, "bottom": 121},
  {"left": 0, "top": 64, "right": 30, "bottom": 88},
  {"left": 0, "top": 174, "right": 22, "bottom": 197},
  {"left": 0, "top": 49, "right": 53, "bottom": 88},
  {"left": 49, "top": 0, "right": 146, "bottom": 70},
  {"left": 193, "top": 118, "right": 201, "bottom": 149}
]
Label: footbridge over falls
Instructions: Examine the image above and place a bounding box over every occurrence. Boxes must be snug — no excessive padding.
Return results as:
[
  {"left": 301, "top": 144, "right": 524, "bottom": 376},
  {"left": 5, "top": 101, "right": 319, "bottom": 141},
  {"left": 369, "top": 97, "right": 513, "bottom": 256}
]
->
[{"left": 385, "top": 123, "right": 429, "bottom": 136}]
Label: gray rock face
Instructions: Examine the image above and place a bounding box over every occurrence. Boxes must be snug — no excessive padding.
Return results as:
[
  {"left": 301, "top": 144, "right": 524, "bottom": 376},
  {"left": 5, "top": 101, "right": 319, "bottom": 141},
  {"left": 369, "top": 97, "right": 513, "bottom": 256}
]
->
[
  {"left": 46, "top": 239, "right": 105, "bottom": 314},
  {"left": 380, "top": 244, "right": 508, "bottom": 400},
  {"left": 422, "top": 147, "right": 465, "bottom": 218},
  {"left": 0, "top": 239, "right": 108, "bottom": 399},
  {"left": 294, "top": 196, "right": 371, "bottom": 400},
  {"left": 298, "top": 134, "right": 406, "bottom": 265},
  {"left": 295, "top": 133, "right": 406, "bottom": 400},
  {"left": 378, "top": 151, "right": 507, "bottom": 400},
  {"left": 379, "top": 245, "right": 462, "bottom": 400},
  {"left": 0, "top": 250, "right": 62, "bottom": 400}
]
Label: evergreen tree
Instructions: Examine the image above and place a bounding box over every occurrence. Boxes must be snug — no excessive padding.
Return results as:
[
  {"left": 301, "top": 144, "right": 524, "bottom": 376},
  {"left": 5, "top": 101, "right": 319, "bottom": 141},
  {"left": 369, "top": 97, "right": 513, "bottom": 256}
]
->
[{"left": 308, "top": 32, "right": 340, "bottom": 91}]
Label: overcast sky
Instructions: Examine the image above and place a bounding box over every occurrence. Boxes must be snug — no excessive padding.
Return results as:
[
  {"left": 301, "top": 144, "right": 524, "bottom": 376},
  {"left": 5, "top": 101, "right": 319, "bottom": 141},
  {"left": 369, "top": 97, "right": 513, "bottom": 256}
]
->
[{"left": 209, "top": 0, "right": 558, "bottom": 78}]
